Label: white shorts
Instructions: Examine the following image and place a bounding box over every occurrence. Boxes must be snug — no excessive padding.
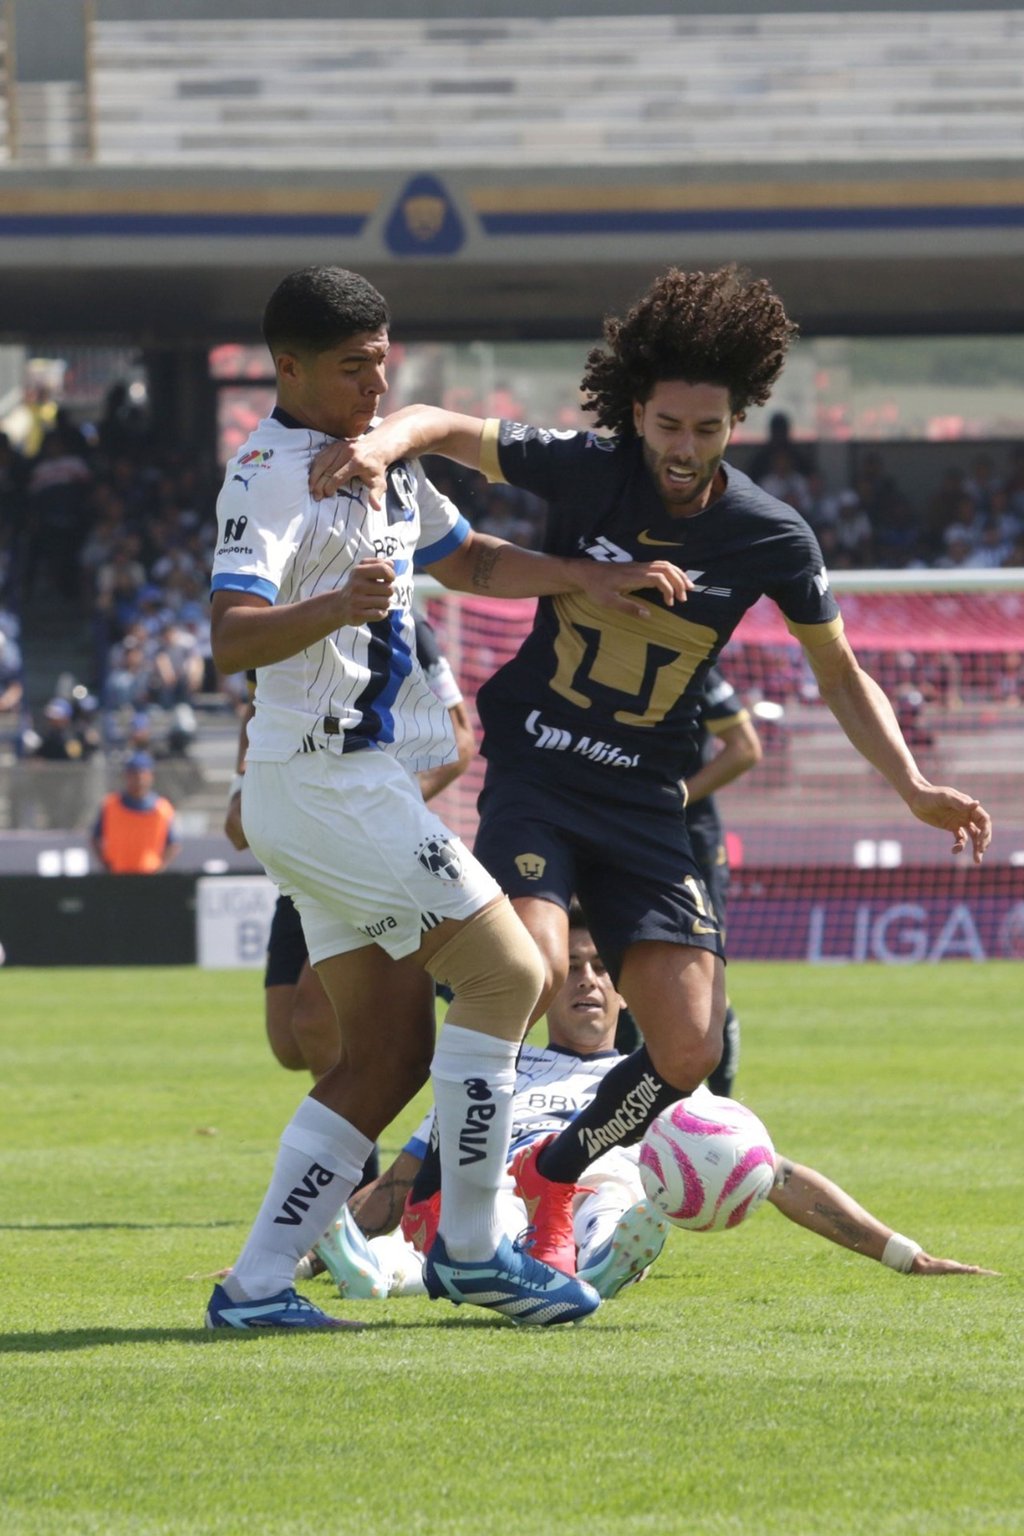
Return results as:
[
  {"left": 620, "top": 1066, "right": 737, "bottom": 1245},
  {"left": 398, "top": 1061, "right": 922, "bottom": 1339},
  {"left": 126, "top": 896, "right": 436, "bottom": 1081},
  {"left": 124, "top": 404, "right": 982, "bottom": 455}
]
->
[{"left": 241, "top": 747, "right": 502, "bottom": 965}]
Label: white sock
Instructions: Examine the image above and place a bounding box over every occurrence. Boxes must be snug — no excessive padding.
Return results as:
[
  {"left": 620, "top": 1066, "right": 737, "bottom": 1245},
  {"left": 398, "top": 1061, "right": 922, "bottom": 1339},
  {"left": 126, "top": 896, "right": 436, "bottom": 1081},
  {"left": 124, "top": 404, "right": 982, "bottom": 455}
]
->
[
  {"left": 225, "top": 1097, "right": 373, "bottom": 1302},
  {"left": 430, "top": 1022, "right": 518, "bottom": 1261}
]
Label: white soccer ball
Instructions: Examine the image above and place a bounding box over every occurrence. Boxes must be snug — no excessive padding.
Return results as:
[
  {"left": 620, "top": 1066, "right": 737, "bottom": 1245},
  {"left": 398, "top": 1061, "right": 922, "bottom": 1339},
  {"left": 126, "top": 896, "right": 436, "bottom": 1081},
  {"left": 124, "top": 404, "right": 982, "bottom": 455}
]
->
[{"left": 638, "top": 1093, "right": 776, "bottom": 1232}]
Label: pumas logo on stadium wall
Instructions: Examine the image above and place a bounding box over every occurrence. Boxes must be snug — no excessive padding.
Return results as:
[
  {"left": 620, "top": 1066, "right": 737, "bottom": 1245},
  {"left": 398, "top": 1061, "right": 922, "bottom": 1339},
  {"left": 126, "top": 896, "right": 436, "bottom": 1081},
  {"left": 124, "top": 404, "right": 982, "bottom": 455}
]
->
[
  {"left": 385, "top": 173, "right": 465, "bottom": 256},
  {"left": 232, "top": 448, "right": 274, "bottom": 489},
  {"left": 416, "top": 836, "right": 464, "bottom": 882}
]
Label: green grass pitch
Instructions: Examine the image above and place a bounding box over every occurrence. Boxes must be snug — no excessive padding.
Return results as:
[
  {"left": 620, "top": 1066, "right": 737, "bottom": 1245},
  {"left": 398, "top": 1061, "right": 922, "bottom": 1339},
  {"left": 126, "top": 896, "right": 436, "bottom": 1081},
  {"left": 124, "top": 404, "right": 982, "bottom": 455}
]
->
[{"left": 1, "top": 962, "right": 1020, "bottom": 1535}]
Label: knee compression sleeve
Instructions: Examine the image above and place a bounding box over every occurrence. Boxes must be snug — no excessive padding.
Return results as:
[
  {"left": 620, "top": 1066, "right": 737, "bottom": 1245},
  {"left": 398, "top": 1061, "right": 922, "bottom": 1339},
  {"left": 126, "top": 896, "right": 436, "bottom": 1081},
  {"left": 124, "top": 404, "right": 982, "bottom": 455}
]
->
[{"left": 425, "top": 898, "right": 545, "bottom": 1041}]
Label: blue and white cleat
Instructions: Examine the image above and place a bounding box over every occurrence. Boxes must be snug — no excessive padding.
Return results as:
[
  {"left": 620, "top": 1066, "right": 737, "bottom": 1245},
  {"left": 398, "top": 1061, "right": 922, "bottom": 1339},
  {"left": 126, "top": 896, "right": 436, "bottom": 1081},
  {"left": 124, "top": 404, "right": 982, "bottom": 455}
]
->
[
  {"left": 205, "top": 1282, "right": 364, "bottom": 1331},
  {"left": 576, "top": 1200, "right": 669, "bottom": 1300},
  {"left": 315, "top": 1207, "right": 390, "bottom": 1300},
  {"left": 423, "top": 1234, "right": 600, "bottom": 1326}
]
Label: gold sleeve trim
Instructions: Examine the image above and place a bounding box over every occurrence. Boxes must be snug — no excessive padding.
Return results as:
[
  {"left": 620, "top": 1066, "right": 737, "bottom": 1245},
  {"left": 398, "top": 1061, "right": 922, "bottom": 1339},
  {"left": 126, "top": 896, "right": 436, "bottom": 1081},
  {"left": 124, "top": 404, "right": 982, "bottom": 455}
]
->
[
  {"left": 478, "top": 419, "right": 506, "bottom": 484},
  {"left": 785, "top": 614, "right": 845, "bottom": 648},
  {"left": 705, "top": 707, "right": 750, "bottom": 737}
]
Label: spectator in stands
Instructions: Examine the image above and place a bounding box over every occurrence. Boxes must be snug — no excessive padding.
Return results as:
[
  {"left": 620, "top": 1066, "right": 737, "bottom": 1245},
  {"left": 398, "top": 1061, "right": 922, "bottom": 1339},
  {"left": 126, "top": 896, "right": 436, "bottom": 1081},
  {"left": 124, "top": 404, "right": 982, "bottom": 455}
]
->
[
  {"left": 93, "top": 533, "right": 148, "bottom": 633},
  {"left": 963, "top": 519, "right": 1015, "bottom": 570},
  {"left": 98, "top": 380, "right": 151, "bottom": 457},
  {"left": 1002, "top": 533, "right": 1024, "bottom": 570},
  {"left": 33, "top": 697, "right": 89, "bottom": 762},
  {"left": 941, "top": 490, "right": 989, "bottom": 555},
  {"left": 0, "top": 627, "right": 25, "bottom": 732},
  {"left": 829, "top": 489, "right": 875, "bottom": 566},
  {"left": 755, "top": 446, "right": 812, "bottom": 518},
  {"left": 101, "top": 631, "right": 155, "bottom": 724},
  {"left": 91, "top": 751, "right": 180, "bottom": 874},
  {"left": 745, "top": 410, "right": 814, "bottom": 484},
  {"left": 151, "top": 617, "right": 205, "bottom": 708},
  {"left": 922, "top": 465, "right": 968, "bottom": 559},
  {"left": 963, "top": 454, "right": 1002, "bottom": 518},
  {"left": 23, "top": 426, "right": 94, "bottom": 602}
]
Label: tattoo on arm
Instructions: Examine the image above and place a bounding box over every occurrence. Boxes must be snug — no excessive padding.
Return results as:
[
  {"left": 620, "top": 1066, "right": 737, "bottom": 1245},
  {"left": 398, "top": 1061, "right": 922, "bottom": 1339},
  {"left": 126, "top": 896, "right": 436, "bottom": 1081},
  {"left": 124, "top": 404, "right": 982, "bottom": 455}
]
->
[
  {"left": 813, "top": 1200, "right": 868, "bottom": 1246},
  {"left": 471, "top": 543, "right": 502, "bottom": 591},
  {"left": 357, "top": 1174, "right": 415, "bottom": 1238}
]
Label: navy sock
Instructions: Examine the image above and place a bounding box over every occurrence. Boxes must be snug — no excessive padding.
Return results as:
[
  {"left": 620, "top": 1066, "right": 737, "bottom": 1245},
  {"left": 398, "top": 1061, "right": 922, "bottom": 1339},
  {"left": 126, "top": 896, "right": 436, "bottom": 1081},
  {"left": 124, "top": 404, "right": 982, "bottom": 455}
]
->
[
  {"left": 706, "top": 1004, "right": 740, "bottom": 1098},
  {"left": 410, "top": 1140, "right": 441, "bottom": 1204},
  {"left": 536, "top": 1046, "right": 682, "bottom": 1184}
]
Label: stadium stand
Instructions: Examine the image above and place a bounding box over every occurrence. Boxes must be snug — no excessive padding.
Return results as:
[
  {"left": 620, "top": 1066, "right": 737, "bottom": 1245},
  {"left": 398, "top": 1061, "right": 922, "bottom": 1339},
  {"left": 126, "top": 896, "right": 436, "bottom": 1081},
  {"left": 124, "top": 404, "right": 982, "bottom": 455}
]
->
[{"left": 88, "top": 11, "right": 1024, "bottom": 166}]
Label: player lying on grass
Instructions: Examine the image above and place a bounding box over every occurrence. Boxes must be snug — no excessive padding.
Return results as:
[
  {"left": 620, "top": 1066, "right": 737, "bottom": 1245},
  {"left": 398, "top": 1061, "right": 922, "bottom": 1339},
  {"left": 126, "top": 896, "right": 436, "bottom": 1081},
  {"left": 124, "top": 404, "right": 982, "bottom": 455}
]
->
[{"left": 302, "top": 908, "right": 996, "bottom": 1303}]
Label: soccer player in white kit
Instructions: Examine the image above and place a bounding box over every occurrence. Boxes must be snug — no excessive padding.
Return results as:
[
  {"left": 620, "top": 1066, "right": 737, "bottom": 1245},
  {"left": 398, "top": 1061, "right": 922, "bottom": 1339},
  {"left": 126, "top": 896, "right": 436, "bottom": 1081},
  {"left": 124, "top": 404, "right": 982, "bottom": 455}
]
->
[{"left": 206, "top": 265, "right": 688, "bottom": 1329}]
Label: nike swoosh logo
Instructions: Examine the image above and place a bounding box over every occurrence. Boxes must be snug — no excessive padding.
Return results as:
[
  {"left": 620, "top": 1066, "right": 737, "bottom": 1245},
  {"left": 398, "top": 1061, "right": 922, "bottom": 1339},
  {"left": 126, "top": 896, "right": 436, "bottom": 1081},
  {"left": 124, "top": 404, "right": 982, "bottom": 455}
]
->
[{"left": 637, "top": 530, "right": 684, "bottom": 547}]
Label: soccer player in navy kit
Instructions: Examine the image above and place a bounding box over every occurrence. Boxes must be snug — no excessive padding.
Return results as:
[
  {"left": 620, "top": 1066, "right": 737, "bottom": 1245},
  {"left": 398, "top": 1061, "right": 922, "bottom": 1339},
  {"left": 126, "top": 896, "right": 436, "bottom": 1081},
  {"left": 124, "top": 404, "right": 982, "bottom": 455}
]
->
[{"left": 310, "top": 264, "right": 991, "bottom": 1271}]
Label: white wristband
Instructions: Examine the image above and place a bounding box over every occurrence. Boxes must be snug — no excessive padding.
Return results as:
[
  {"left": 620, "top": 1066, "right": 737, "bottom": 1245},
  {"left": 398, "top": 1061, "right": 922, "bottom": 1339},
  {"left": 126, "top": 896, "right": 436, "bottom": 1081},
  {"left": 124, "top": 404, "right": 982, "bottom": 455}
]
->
[
  {"left": 881, "top": 1232, "right": 922, "bottom": 1273},
  {"left": 228, "top": 773, "right": 245, "bottom": 799}
]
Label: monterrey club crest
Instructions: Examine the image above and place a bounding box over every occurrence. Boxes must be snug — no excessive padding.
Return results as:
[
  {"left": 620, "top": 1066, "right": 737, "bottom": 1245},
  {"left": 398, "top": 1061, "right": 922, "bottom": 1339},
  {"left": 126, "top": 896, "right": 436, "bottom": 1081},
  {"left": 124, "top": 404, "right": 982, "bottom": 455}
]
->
[{"left": 416, "top": 836, "right": 463, "bottom": 883}]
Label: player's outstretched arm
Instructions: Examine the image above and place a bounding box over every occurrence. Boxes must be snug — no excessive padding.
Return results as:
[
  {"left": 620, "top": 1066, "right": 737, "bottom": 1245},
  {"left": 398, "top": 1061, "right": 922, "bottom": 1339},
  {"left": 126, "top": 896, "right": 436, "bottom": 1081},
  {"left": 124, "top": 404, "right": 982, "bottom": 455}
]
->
[
  {"left": 803, "top": 633, "right": 992, "bottom": 863},
  {"left": 769, "top": 1156, "right": 999, "bottom": 1276},
  {"left": 429, "top": 530, "right": 691, "bottom": 618},
  {"left": 309, "top": 405, "right": 488, "bottom": 507}
]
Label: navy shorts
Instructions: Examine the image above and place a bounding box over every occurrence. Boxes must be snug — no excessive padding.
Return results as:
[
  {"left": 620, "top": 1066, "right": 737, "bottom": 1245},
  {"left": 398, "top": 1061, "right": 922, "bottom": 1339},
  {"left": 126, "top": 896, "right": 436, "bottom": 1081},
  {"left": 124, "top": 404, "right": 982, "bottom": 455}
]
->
[
  {"left": 474, "top": 768, "right": 725, "bottom": 983},
  {"left": 264, "top": 893, "right": 309, "bottom": 989},
  {"left": 687, "top": 813, "right": 731, "bottom": 940}
]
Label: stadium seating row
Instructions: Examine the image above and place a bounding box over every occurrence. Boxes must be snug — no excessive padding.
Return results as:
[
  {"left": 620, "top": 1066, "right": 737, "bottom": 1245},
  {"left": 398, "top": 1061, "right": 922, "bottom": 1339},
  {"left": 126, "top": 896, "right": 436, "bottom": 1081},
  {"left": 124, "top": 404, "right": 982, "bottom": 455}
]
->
[{"left": 2, "top": 10, "right": 1020, "bottom": 168}]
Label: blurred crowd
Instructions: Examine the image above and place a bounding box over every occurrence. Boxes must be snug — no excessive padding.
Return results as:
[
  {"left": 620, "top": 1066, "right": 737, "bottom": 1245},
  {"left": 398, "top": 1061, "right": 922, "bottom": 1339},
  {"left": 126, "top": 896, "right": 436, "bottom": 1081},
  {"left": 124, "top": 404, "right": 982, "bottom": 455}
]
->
[
  {"left": 0, "top": 382, "right": 222, "bottom": 761},
  {"left": 743, "top": 414, "right": 1024, "bottom": 573},
  {"left": 2, "top": 385, "right": 1024, "bottom": 773}
]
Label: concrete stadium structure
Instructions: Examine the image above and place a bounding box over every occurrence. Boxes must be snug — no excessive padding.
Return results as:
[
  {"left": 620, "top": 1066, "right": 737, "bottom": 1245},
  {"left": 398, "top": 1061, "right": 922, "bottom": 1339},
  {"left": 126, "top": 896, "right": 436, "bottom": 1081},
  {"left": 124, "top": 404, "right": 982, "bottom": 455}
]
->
[{"left": 1, "top": 0, "right": 1022, "bottom": 356}]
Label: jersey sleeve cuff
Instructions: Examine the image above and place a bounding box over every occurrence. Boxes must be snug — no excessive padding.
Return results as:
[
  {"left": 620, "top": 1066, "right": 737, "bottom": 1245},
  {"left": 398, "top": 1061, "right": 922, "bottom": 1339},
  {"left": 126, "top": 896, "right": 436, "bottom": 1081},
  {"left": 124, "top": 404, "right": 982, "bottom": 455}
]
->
[
  {"left": 784, "top": 614, "right": 844, "bottom": 648},
  {"left": 479, "top": 418, "right": 506, "bottom": 483},
  {"left": 416, "top": 514, "right": 471, "bottom": 568},
  {"left": 211, "top": 572, "right": 278, "bottom": 603}
]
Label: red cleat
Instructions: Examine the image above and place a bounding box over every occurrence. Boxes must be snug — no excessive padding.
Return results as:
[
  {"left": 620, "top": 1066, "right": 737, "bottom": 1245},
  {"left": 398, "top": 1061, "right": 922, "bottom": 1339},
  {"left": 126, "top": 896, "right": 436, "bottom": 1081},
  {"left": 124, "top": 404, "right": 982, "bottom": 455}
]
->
[
  {"left": 509, "top": 1135, "right": 580, "bottom": 1276},
  {"left": 400, "top": 1190, "right": 441, "bottom": 1253}
]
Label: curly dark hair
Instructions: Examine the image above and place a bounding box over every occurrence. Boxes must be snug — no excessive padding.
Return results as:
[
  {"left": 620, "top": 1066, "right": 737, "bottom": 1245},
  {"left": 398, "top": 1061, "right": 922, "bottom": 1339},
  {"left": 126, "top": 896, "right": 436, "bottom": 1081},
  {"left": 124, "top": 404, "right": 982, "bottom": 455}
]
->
[{"left": 580, "top": 264, "right": 797, "bottom": 437}]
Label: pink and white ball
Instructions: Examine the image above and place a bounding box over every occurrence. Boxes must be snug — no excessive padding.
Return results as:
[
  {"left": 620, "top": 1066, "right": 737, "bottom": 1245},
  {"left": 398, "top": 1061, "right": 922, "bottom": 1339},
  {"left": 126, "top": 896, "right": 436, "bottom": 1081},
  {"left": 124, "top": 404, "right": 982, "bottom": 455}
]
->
[{"left": 639, "top": 1094, "right": 776, "bottom": 1232}]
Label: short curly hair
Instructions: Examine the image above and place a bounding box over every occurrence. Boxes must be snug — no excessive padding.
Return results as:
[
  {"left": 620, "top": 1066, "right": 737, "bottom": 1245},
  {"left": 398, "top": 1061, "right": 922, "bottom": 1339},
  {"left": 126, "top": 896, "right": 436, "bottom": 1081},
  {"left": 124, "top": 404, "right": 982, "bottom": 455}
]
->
[{"left": 580, "top": 265, "right": 797, "bottom": 437}]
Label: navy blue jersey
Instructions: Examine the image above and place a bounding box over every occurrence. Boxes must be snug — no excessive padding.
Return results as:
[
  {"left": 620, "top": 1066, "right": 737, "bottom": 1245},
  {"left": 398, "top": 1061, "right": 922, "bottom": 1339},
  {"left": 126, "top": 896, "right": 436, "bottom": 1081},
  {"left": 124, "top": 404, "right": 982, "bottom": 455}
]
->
[{"left": 476, "top": 421, "right": 841, "bottom": 803}]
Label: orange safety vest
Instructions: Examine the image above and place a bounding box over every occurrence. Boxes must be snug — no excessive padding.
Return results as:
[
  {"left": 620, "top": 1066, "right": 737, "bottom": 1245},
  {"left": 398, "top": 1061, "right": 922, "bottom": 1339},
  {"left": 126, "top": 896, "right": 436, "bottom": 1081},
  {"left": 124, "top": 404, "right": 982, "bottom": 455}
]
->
[{"left": 98, "top": 793, "right": 176, "bottom": 873}]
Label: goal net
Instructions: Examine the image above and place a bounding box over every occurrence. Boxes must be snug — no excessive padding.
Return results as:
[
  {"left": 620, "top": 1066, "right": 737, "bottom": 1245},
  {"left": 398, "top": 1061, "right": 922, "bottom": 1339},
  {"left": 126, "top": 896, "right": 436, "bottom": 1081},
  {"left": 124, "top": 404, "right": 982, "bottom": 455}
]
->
[{"left": 418, "top": 568, "right": 1024, "bottom": 965}]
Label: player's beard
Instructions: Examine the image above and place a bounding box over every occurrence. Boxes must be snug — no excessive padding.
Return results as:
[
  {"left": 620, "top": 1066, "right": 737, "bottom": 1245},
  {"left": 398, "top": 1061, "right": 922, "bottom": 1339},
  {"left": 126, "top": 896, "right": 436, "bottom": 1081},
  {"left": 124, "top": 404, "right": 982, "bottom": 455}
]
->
[{"left": 642, "top": 443, "right": 723, "bottom": 514}]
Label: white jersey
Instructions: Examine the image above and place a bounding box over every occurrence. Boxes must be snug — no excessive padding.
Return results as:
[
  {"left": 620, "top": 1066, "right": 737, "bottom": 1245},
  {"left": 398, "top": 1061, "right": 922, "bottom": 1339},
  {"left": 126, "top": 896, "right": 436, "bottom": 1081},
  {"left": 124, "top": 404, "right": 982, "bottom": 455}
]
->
[
  {"left": 211, "top": 409, "right": 469, "bottom": 771},
  {"left": 406, "top": 1043, "right": 622, "bottom": 1160}
]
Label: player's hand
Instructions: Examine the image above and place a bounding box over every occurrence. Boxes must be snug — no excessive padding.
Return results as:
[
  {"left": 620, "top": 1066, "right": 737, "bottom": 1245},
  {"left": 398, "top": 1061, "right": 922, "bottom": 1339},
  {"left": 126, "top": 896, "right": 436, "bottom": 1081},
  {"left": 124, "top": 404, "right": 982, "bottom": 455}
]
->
[
  {"left": 576, "top": 559, "right": 693, "bottom": 618},
  {"left": 309, "top": 438, "right": 389, "bottom": 509},
  {"left": 906, "top": 784, "right": 992, "bottom": 864},
  {"left": 336, "top": 558, "right": 396, "bottom": 626},
  {"left": 223, "top": 790, "right": 248, "bottom": 851},
  {"left": 910, "top": 1251, "right": 1000, "bottom": 1277}
]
